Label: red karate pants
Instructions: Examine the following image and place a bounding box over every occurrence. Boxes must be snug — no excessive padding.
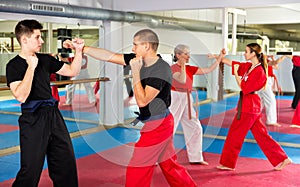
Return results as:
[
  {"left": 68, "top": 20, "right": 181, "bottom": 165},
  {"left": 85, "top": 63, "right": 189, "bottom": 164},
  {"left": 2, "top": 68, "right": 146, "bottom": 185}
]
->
[
  {"left": 220, "top": 113, "right": 288, "bottom": 169},
  {"left": 126, "top": 113, "right": 197, "bottom": 187}
]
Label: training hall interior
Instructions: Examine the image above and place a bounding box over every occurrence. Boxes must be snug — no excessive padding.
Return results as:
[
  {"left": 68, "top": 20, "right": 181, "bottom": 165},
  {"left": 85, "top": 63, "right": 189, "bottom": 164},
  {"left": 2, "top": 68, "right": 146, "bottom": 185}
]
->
[{"left": 0, "top": 0, "right": 300, "bottom": 186}]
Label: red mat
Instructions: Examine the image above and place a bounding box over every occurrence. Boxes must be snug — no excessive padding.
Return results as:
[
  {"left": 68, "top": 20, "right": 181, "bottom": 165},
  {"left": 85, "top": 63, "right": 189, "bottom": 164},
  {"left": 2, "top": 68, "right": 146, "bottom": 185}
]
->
[
  {"left": 58, "top": 95, "right": 100, "bottom": 114},
  {"left": 57, "top": 94, "right": 136, "bottom": 113},
  {"left": 201, "top": 99, "right": 300, "bottom": 135},
  {"left": 0, "top": 124, "right": 19, "bottom": 133},
  {"left": 1, "top": 145, "right": 299, "bottom": 187}
]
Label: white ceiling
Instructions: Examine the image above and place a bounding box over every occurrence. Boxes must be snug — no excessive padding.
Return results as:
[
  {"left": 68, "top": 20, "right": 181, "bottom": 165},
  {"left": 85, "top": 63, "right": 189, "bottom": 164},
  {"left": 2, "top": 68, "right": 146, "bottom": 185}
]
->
[
  {"left": 0, "top": 0, "right": 299, "bottom": 25},
  {"left": 111, "top": 0, "right": 300, "bottom": 12},
  {"left": 0, "top": 0, "right": 300, "bottom": 24},
  {"left": 1, "top": 0, "right": 300, "bottom": 40}
]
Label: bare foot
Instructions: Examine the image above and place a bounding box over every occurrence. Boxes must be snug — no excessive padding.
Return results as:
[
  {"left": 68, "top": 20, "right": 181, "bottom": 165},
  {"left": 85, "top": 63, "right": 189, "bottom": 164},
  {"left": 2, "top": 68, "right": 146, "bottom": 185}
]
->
[
  {"left": 274, "top": 158, "right": 292, "bottom": 171},
  {"left": 190, "top": 161, "right": 209, "bottom": 165},
  {"left": 216, "top": 165, "right": 235, "bottom": 171},
  {"left": 62, "top": 103, "right": 72, "bottom": 106},
  {"left": 90, "top": 101, "right": 97, "bottom": 106},
  {"left": 267, "top": 123, "right": 281, "bottom": 127},
  {"left": 290, "top": 124, "right": 300, "bottom": 128},
  {"left": 200, "top": 161, "right": 209, "bottom": 165}
]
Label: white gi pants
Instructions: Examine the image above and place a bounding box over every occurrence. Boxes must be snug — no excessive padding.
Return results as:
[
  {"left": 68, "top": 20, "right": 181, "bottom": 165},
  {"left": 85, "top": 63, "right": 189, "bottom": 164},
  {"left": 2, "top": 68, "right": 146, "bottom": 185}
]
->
[
  {"left": 65, "top": 69, "right": 96, "bottom": 105},
  {"left": 258, "top": 77, "right": 277, "bottom": 124},
  {"left": 169, "top": 90, "right": 204, "bottom": 162}
]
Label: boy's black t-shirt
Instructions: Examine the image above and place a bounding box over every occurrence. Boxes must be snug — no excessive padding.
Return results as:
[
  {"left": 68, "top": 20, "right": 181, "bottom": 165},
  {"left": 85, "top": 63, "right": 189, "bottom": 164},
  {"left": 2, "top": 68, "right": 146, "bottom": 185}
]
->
[
  {"left": 123, "top": 53, "right": 172, "bottom": 117},
  {"left": 6, "top": 53, "right": 64, "bottom": 102}
]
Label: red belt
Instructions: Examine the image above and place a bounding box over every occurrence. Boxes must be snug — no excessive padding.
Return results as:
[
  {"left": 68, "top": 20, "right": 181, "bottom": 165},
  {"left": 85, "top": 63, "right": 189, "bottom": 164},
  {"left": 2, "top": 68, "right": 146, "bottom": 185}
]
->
[
  {"left": 173, "top": 88, "right": 190, "bottom": 92},
  {"left": 270, "top": 75, "right": 282, "bottom": 95}
]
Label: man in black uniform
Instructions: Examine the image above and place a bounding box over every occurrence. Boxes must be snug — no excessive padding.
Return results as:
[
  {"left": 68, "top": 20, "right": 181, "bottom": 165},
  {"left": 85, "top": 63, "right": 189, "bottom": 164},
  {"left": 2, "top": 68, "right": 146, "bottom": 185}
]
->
[{"left": 6, "top": 19, "right": 84, "bottom": 187}]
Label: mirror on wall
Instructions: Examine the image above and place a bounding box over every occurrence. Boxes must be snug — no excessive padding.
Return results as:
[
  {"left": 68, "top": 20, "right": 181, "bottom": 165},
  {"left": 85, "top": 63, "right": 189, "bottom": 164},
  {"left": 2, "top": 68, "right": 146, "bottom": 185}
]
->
[{"left": 0, "top": 20, "right": 99, "bottom": 86}]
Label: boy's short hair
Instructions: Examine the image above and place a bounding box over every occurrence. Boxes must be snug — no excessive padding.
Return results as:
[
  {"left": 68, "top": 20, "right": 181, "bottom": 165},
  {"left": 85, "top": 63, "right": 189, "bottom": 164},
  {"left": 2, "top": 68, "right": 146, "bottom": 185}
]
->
[{"left": 15, "top": 19, "right": 43, "bottom": 44}]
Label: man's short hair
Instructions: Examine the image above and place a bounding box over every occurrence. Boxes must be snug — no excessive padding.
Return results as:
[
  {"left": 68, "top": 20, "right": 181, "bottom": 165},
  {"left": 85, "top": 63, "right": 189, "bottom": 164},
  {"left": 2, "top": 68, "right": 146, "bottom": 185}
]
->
[
  {"left": 15, "top": 19, "right": 43, "bottom": 44},
  {"left": 134, "top": 29, "right": 159, "bottom": 51}
]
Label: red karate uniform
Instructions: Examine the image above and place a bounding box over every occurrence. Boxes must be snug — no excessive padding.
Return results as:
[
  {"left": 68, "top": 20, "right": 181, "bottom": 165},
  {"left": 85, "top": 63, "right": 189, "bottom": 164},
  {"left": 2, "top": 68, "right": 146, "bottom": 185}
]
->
[
  {"left": 219, "top": 61, "right": 288, "bottom": 169},
  {"left": 292, "top": 104, "right": 300, "bottom": 126},
  {"left": 171, "top": 64, "right": 198, "bottom": 91}
]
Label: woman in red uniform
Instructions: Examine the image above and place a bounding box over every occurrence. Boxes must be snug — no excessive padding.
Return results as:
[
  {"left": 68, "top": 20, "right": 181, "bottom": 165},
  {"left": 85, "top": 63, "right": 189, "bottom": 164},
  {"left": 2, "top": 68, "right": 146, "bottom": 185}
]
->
[{"left": 217, "top": 43, "right": 291, "bottom": 171}]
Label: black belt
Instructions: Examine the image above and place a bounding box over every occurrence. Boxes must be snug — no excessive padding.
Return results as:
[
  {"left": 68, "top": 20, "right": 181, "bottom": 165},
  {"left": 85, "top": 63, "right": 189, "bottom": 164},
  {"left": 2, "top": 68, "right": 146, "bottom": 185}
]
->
[
  {"left": 21, "top": 97, "right": 57, "bottom": 113},
  {"left": 236, "top": 91, "right": 243, "bottom": 120},
  {"left": 130, "top": 109, "right": 170, "bottom": 126}
]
